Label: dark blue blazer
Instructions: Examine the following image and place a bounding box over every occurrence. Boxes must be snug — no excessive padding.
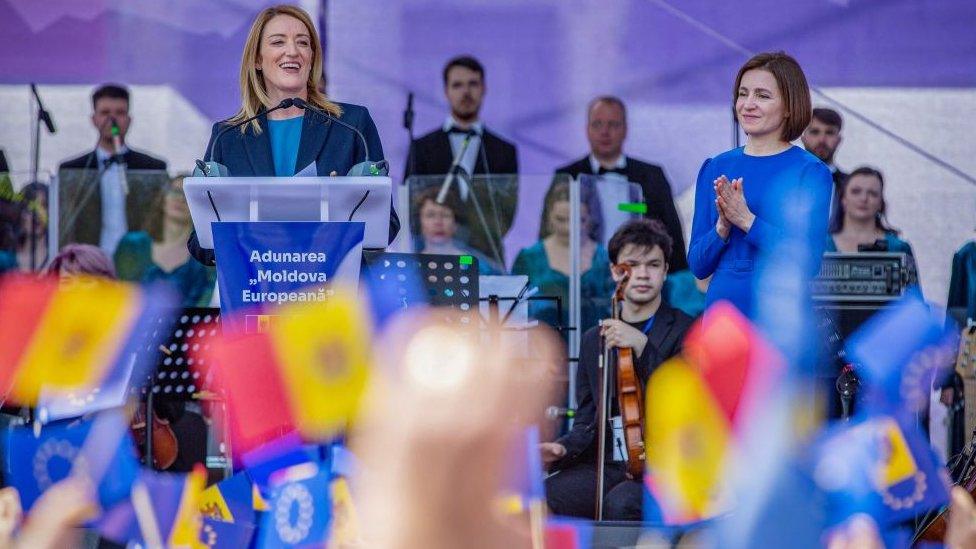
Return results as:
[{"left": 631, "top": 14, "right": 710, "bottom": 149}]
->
[{"left": 187, "top": 102, "right": 400, "bottom": 265}]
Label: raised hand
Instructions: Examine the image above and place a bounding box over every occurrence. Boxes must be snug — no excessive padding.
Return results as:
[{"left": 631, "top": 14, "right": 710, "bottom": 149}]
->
[
  {"left": 715, "top": 176, "right": 755, "bottom": 232},
  {"left": 712, "top": 176, "right": 732, "bottom": 239}
]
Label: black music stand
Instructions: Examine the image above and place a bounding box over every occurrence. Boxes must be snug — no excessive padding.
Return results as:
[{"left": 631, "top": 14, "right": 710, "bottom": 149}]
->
[
  {"left": 363, "top": 252, "right": 480, "bottom": 325},
  {"left": 139, "top": 308, "right": 221, "bottom": 469}
]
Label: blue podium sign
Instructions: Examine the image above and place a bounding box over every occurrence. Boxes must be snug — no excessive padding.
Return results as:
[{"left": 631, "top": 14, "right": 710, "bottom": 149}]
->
[{"left": 212, "top": 221, "right": 364, "bottom": 333}]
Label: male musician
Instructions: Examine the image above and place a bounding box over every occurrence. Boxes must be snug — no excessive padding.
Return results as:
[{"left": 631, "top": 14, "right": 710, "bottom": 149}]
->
[
  {"left": 801, "top": 107, "right": 846, "bottom": 215},
  {"left": 58, "top": 84, "right": 167, "bottom": 254},
  {"left": 542, "top": 218, "right": 694, "bottom": 520},
  {"left": 404, "top": 55, "right": 517, "bottom": 263},
  {"left": 555, "top": 96, "right": 687, "bottom": 272}
]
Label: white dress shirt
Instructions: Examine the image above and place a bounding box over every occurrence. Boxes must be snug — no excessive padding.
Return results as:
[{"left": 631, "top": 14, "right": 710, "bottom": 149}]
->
[
  {"left": 443, "top": 117, "right": 484, "bottom": 200},
  {"left": 588, "top": 154, "right": 634, "bottom": 245},
  {"left": 95, "top": 146, "right": 129, "bottom": 253}
]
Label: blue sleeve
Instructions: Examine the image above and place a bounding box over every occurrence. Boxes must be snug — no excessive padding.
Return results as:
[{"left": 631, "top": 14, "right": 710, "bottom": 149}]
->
[
  {"left": 357, "top": 107, "right": 385, "bottom": 163},
  {"left": 802, "top": 161, "right": 833, "bottom": 277},
  {"left": 687, "top": 158, "right": 727, "bottom": 279}
]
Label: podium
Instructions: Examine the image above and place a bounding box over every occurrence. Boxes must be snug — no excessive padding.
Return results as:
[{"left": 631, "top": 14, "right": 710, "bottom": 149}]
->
[{"left": 183, "top": 176, "right": 392, "bottom": 250}]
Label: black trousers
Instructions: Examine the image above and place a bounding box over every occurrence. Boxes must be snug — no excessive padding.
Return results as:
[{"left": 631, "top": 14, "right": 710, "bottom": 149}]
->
[{"left": 545, "top": 461, "right": 643, "bottom": 520}]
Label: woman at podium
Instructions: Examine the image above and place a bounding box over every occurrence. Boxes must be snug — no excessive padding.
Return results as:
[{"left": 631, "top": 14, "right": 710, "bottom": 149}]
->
[{"left": 188, "top": 5, "right": 398, "bottom": 265}]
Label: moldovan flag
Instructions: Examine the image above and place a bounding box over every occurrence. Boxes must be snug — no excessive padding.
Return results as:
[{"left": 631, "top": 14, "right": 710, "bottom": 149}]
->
[
  {"left": 0, "top": 275, "right": 148, "bottom": 405},
  {"left": 200, "top": 290, "right": 371, "bottom": 455},
  {"left": 644, "top": 357, "right": 731, "bottom": 523}
]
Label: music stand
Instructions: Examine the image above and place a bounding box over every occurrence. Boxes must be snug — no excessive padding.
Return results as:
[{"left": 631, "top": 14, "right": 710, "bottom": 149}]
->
[
  {"left": 363, "top": 252, "right": 479, "bottom": 325},
  {"left": 139, "top": 308, "right": 222, "bottom": 470}
]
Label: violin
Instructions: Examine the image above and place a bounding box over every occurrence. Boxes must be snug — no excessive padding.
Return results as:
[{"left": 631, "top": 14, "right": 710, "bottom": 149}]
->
[
  {"left": 610, "top": 264, "right": 646, "bottom": 480},
  {"left": 131, "top": 405, "right": 179, "bottom": 470}
]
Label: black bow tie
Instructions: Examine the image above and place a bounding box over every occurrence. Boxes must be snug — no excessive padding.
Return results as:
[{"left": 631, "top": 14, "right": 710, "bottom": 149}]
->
[
  {"left": 101, "top": 153, "right": 125, "bottom": 169},
  {"left": 448, "top": 126, "right": 477, "bottom": 136},
  {"left": 598, "top": 166, "right": 626, "bottom": 175}
]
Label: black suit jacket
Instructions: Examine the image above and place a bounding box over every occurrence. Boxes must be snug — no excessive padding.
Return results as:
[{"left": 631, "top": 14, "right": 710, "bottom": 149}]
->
[
  {"left": 404, "top": 127, "right": 519, "bottom": 262},
  {"left": 57, "top": 148, "right": 167, "bottom": 247},
  {"left": 554, "top": 302, "right": 695, "bottom": 469},
  {"left": 404, "top": 127, "right": 518, "bottom": 180},
  {"left": 827, "top": 168, "right": 848, "bottom": 227},
  {"left": 556, "top": 156, "right": 688, "bottom": 272},
  {"left": 187, "top": 102, "right": 401, "bottom": 266},
  {"left": 0, "top": 150, "right": 8, "bottom": 172}
]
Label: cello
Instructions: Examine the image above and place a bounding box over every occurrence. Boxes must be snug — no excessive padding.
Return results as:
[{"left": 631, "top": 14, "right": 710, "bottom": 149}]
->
[{"left": 594, "top": 264, "right": 647, "bottom": 519}]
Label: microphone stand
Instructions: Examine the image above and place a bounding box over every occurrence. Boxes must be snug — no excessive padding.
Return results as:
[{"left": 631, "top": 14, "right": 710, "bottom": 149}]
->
[
  {"left": 594, "top": 319, "right": 612, "bottom": 520},
  {"left": 403, "top": 92, "right": 416, "bottom": 180},
  {"left": 29, "top": 84, "right": 55, "bottom": 272}
]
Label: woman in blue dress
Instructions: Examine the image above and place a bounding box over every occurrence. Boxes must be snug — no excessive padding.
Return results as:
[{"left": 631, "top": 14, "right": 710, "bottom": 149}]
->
[{"left": 688, "top": 52, "right": 832, "bottom": 318}]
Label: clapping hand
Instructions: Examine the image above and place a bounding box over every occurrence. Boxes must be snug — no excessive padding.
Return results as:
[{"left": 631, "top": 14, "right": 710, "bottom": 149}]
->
[{"left": 714, "top": 175, "right": 755, "bottom": 233}]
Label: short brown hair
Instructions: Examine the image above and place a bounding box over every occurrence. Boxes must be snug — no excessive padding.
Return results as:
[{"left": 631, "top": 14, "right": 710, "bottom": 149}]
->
[
  {"left": 608, "top": 218, "right": 673, "bottom": 266},
  {"left": 587, "top": 95, "right": 627, "bottom": 123},
  {"left": 733, "top": 51, "right": 811, "bottom": 142}
]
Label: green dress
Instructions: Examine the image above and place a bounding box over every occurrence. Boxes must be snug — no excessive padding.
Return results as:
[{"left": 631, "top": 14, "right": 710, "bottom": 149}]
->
[{"left": 511, "top": 241, "right": 614, "bottom": 335}]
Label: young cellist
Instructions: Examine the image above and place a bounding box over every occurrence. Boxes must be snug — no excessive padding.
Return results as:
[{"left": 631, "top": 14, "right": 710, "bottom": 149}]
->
[{"left": 542, "top": 218, "right": 695, "bottom": 520}]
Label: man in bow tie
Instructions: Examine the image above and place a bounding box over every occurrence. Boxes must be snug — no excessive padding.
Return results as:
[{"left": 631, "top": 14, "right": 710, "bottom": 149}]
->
[
  {"left": 58, "top": 84, "right": 167, "bottom": 255},
  {"left": 404, "top": 56, "right": 518, "bottom": 264},
  {"left": 555, "top": 96, "right": 687, "bottom": 272}
]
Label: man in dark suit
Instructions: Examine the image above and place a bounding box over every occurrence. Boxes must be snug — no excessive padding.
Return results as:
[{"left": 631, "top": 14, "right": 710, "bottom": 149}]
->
[
  {"left": 542, "top": 219, "right": 695, "bottom": 520},
  {"left": 556, "top": 96, "right": 688, "bottom": 272},
  {"left": 0, "top": 150, "right": 8, "bottom": 173},
  {"left": 801, "top": 107, "right": 846, "bottom": 217},
  {"left": 58, "top": 84, "right": 167, "bottom": 253},
  {"left": 404, "top": 55, "right": 517, "bottom": 265}
]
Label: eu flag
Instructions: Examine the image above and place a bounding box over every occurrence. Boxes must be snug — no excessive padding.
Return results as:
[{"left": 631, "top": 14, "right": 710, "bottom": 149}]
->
[
  {"left": 257, "top": 463, "right": 332, "bottom": 548},
  {"left": 2, "top": 411, "right": 139, "bottom": 512}
]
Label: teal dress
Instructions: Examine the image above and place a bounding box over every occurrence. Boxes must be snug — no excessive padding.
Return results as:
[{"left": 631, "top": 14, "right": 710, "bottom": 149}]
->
[
  {"left": 114, "top": 232, "right": 216, "bottom": 307},
  {"left": 511, "top": 241, "right": 614, "bottom": 334},
  {"left": 663, "top": 269, "right": 707, "bottom": 318},
  {"left": 948, "top": 241, "right": 976, "bottom": 322},
  {"left": 824, "top": 232, "right": 914, "bottom": 256}
]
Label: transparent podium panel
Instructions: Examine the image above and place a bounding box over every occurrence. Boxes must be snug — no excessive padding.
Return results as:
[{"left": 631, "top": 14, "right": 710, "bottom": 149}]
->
[
  {"left": 405, "top": 174, "right": 518, "bottom": 275},
  {"left": 0, "top": 171, "right": 54, "bottom": 272},
  {"left": 57, "top": 168, "right": 169, "bottom": 255}
]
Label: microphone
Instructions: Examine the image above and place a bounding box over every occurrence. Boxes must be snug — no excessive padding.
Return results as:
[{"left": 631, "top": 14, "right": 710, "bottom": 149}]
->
[
  {"left": 195, "top": 98, "right": 295, "bottom": 177},
  {"left": 291, "top": 97, "right": 388, "bottom": 177},
  {"left": 110, "top": 117, "right": 129, "bottom": 195},
  {"left": 546, "top": 406, "right": 576, "bottom": 420},
  {"left": 30, "top": 83, "right": 56, "bottom": 134}
]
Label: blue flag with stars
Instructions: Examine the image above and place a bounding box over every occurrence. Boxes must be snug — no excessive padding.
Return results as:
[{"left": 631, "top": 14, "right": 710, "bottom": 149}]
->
[
  {"left": 2, "top": 411, "right": 139, "bottom": 512},
  {"left": 257, "top": 463, "right": 332, "bottom": 548},
  {"left": 199, "top": 517, "right": 255, "bottom": 548}
]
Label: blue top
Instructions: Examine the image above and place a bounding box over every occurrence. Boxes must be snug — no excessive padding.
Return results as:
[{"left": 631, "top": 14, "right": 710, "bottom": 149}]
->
[
  {"left": 511, "top": 241, "right": 615, "bottom": 335},
  {"left": 687, "top": 145, "right": 832, "bottom": 318},
  {"left": 115, "top": 231, "right": 216, "bottom": 307},
  {"left": 267, "top": 115, "right": 304, "bottom": 177}
]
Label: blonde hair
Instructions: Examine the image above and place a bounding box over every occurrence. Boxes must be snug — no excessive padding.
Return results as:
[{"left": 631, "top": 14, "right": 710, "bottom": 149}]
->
[{"left": 228, "top": 4, "right": 342, "bottom": 134}]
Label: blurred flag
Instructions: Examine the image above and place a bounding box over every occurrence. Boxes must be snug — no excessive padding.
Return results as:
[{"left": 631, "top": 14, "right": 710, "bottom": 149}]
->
[
  {"left": 200, "top": 290, "right": 371, "bottom": 455},
  {"left": 98, "top": 465, "right": 207, "bottom": 547},
  {"left": 0, "top": 275, "right": 175, "bottom": 406},
  {"left": 3, "top": 411, "right": 139, "bottom": 512},
  {"left": 545, "top": 518, "right": 592, "bottom": 549},
  {"left": 199, "top": 517, "right": 255, "bottom": 548},
  {"left": 242, "top": 435, "right": 329, "bottom": 493},
  {"left": 498, "top": 426, "right": 546, "bottom": 514},
  {"left": 257, "top": 463, "right": 332, "bottom": 548},
  {"left": 644, "top": 356, "right": 732, "bottom": 523},
  {"left": 682, "top": 301, "right": 786, "bottom": 432},
  {"left": 199, "top": 471, "right": 256, "bottom": 525},
  {"left": 846, "top": 292, "right": 956, "bottom": 414},
  {"left": 812, "top": 414, "right": 949, "bottom": 528}
]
